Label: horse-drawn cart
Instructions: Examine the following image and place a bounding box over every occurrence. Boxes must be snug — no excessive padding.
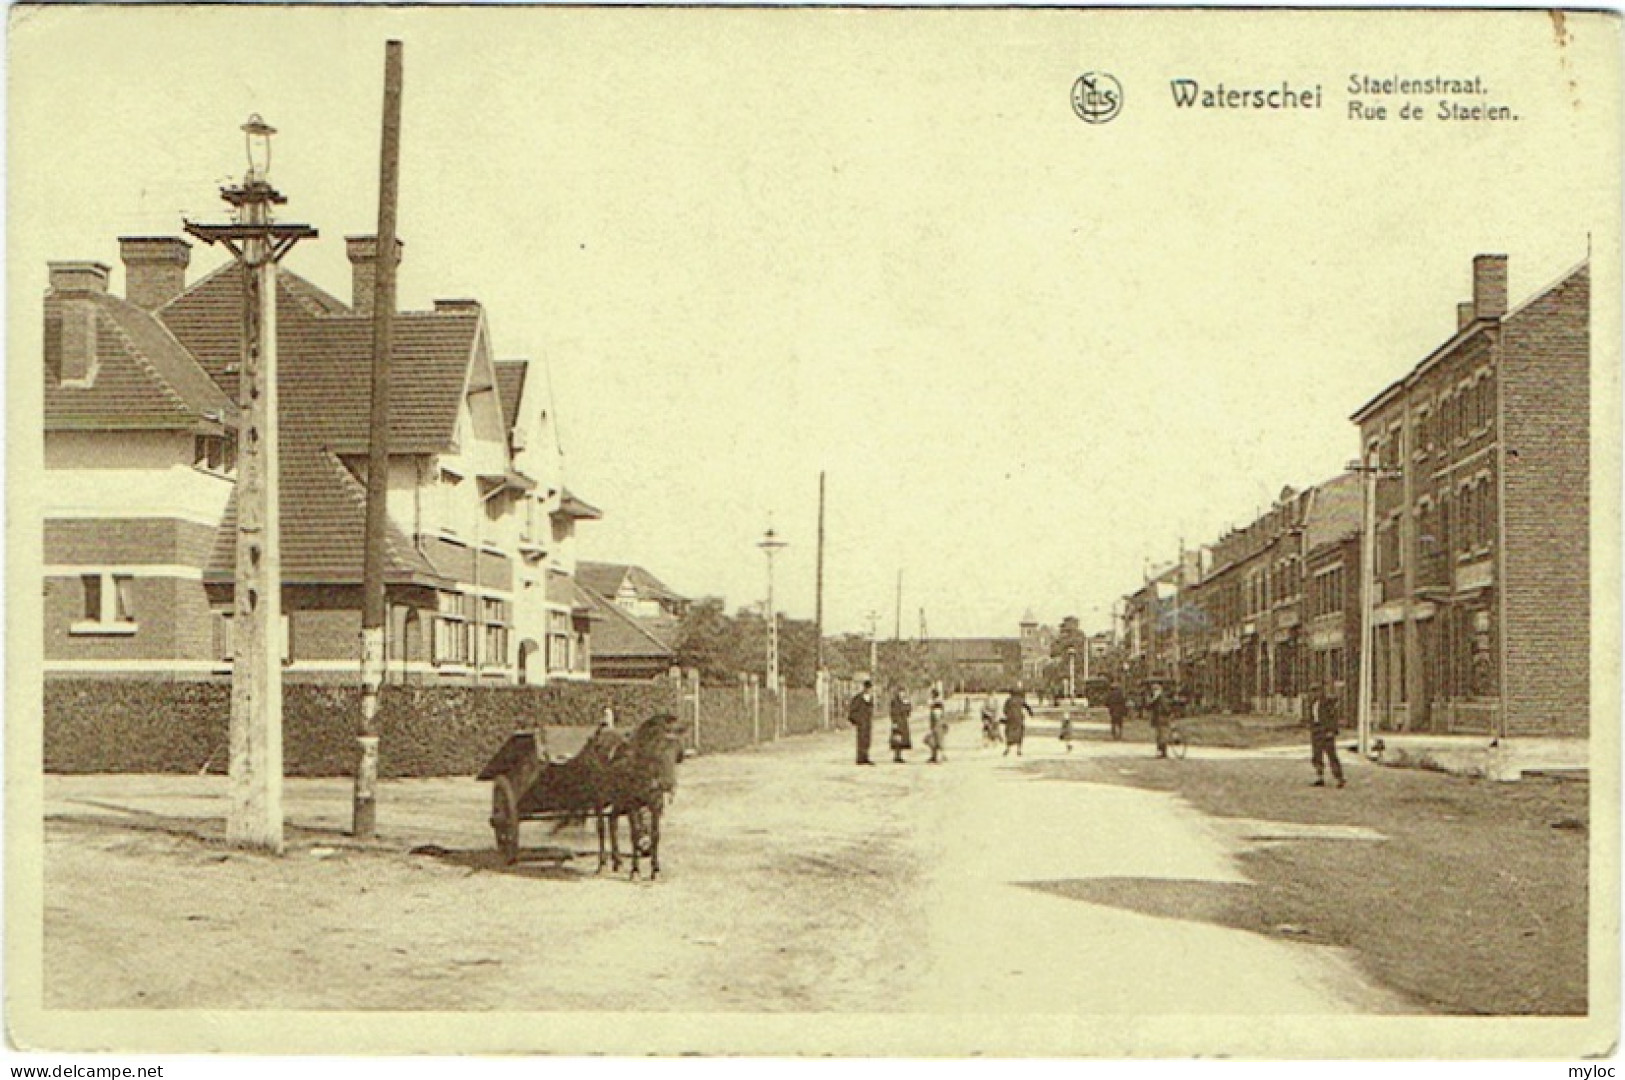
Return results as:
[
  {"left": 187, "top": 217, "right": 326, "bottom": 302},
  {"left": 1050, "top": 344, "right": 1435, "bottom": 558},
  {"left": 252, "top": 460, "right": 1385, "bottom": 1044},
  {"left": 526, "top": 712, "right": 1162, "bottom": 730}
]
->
[
  {"left": 478, "top": 716, "right": 687, "bottom": 876},
  {"left": 476, "top": 729, "right": 580, "bottom": 866}
]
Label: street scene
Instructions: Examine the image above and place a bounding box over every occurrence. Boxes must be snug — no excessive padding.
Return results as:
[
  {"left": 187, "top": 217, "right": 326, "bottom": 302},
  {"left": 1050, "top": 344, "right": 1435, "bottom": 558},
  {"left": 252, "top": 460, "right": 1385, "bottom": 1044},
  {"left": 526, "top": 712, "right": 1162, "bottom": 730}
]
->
[{"left": 10, "top": 4, "right": 1618, "bottom": 1064}]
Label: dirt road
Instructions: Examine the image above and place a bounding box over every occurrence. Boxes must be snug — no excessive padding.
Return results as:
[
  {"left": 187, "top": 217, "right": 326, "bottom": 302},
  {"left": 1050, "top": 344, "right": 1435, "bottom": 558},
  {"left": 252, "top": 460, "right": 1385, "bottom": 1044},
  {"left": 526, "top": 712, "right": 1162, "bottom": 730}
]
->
[{"left": 43, "top": 716, "right": 1401, "bottom": 1015}]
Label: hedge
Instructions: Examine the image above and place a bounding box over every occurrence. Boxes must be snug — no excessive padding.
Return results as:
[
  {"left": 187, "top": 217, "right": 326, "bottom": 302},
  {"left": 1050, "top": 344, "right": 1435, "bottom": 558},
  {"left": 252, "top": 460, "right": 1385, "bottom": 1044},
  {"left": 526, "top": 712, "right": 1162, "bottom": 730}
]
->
[{"left": 44, "top": 679, "right": 680, "bottom": 778}]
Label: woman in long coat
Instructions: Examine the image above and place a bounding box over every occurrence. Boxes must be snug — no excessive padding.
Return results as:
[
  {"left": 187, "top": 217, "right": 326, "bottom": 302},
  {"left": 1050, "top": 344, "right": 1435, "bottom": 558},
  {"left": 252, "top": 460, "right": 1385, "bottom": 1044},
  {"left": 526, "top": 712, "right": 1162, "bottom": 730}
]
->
[
  {"left": 888, "top": 687, "right": 913, "bottom": 763},
  {"left": 1002, "top": 689, "right": 1033, "bottom": 757}
]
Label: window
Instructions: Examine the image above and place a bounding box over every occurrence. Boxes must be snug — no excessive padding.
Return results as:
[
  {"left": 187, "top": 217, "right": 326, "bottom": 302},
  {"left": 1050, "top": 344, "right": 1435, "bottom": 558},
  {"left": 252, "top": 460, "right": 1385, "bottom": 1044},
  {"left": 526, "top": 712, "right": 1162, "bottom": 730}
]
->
[
  {"left": 213, "top": 611, "right": 292, "bottom": 663},
  {"left": 547, "top": 609, "right": 572, "bottom": 673},
  {"left": 193, "top": 434, "right": 237, "bottom": 476},
  {"left": 480, "top": 597, "right": 509, "bottom": 667},
  {"left": 73, "top": 572, "right": 135, "bottom": 633},
  {"left": 434, "top": 591, "right": 474, "bottom": 666},
  {"left": 438, "top": 469, "right": 464, "bottom": 537}
]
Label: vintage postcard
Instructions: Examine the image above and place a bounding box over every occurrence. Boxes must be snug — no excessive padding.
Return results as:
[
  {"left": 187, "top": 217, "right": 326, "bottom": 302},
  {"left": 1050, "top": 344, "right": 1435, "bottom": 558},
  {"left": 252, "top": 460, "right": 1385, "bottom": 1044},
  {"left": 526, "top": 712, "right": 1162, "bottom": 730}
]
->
[{"left": 6, "top": 3, "right": 1620, "bottom": 1062}]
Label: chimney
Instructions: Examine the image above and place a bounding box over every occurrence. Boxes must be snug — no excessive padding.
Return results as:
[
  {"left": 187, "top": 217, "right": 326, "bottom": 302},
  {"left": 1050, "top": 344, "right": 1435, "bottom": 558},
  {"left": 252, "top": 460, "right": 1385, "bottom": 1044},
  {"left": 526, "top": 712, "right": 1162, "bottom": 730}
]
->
[
  {"left": 1472, "top": 254, "right": 1508, "bottom": 322},
  {"left": 346, "top": 235, "right": 404, "bottom": 315},
  {"left": 45, "top": 261, "right": 109, "bottom": 387},
  {"left": 48, "top": 261, "right": 110, "bottom": 296},
  {"left": 1457, "top": 301, "right": 1477, "bottom": 331},
  {"left": 118, "top": 236, "right": 191, "bottom": 310}
]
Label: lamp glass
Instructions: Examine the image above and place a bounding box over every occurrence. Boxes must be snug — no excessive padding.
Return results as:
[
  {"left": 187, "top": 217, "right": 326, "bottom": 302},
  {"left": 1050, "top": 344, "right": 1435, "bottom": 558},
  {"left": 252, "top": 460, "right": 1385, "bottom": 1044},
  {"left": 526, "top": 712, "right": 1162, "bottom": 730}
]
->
[{"left": 242, "top": 114, "right": 276, "bottom": 183}]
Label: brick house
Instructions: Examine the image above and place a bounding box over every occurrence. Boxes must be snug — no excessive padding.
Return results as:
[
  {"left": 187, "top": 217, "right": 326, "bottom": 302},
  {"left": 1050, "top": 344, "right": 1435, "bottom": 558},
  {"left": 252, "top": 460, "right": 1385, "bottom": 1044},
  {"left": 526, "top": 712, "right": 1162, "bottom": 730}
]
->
[
  {"left": 1301, "top": 472, "right": 1363, "bottom": 724},
  {"left": 42, "top": 233, "right": 599, "bottom": 684},
  {"left": 575, "top": 562, "right": 689, "bottom": 680},
  {"left": 1349, "top": 255, "right": 1589, "bottom": 736}
]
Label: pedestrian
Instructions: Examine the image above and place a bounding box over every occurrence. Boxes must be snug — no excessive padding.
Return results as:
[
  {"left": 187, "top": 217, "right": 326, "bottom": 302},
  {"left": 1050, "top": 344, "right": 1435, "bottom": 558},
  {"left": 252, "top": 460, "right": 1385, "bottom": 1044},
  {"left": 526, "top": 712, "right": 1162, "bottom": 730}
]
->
[
  {"left": 1002, "top": 688, "right": 1033, "bottom": 757},
  {"left": 598, "top": 704, "right": 617, "bottom": 731},
  {"left": 981, "top": 696, "right": 1001, "bottom": 746},
  {"left": 1148, "top": 682, "right": 1171, "bottom": 758},
  {"left": 1105, "top": 682, "right": 1127, "bottom": 741},
  {"left": 848, "top": 680, "right": 876, "bottom": 765},
  {"left": 888, "top": 686, "right": 914, "bottom": 763},
  {"left": 1059, "top": 708, "right": 1074, "bottom": 752},
  {"left": 926, "top": 689, "right": 949, "bottom": 763},
  {"left": 1310, "top": 680, "right": 1346, "bottom": 788}
]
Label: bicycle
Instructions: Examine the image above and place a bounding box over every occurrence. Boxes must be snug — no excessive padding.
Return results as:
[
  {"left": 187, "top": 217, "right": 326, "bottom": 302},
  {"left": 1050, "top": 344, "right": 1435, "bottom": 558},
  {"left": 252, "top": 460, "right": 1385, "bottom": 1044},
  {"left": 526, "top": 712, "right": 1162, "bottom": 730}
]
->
[{"left": 1164, "top": 720, "right": 1189, "bottom": 759}]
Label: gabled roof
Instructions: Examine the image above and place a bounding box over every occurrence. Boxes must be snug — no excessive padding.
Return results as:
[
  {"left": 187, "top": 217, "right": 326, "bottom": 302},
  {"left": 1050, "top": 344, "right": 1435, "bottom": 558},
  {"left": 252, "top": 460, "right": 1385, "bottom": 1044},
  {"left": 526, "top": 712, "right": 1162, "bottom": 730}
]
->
[
  {"left": 44, "top": 288, "right": 236, "bottom": 432},
  {"left": 578, "top": 586, "right": 679, "bottom": 661},
  {"left": 494, "top": 359, "right": 527, "bottom": 433},
  {"left": 576, "top": 561, "right": 685, "bottom": 604},
  {"left": 1302, "top": 471, "right": 1363, "bottom": 555},
  {"left": 156, "top": 256, "right": 487, "bottom": 588},
  {"left": 161, "top": 261, "right": 479, "bottom": 453}
]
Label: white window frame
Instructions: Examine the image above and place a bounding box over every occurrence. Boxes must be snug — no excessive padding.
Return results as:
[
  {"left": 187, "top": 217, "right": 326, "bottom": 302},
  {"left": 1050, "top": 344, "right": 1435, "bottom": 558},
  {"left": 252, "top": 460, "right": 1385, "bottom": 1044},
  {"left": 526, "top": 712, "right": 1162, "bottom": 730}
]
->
[{"left": 71, "top": 571, "right": 136, "bottom": 635}]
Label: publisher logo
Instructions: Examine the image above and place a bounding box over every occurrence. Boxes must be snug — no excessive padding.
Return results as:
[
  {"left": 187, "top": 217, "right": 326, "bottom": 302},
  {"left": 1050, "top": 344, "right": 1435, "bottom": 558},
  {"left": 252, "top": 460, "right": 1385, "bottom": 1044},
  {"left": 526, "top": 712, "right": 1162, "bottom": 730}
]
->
[{"left": 1072, "top": 72, "right": 1123, "bottom": 124}]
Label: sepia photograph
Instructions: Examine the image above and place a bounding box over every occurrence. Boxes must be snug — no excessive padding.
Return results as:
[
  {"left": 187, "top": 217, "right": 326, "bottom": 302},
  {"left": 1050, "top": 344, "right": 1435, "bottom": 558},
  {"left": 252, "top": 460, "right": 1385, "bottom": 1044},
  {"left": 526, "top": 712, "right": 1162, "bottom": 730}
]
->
[{"left": 5, "top": 3, "right": 1620, "bottom": 1061}]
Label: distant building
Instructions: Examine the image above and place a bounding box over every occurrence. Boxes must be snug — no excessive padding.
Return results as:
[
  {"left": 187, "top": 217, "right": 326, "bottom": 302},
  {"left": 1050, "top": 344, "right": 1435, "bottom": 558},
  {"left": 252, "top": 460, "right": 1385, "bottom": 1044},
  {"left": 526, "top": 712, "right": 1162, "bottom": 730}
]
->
[
  {"left": 921, "top": 637, "right": 1021, "bottom": 693},
  {"left": 1301, "top": 472, "right": 1365, "bottom": 725},
  {"left": 575, "top": 562, "right": 689, "bottom": 680},
  {"left": 1123, "top": 550, "right": 1204, "bottom": 692},
  {"left": 1350, "top": 255, "right": 1588, "bottom": 737},
  {"left": 1018, "top": 610, "right": 1053, "bottom": 685}
]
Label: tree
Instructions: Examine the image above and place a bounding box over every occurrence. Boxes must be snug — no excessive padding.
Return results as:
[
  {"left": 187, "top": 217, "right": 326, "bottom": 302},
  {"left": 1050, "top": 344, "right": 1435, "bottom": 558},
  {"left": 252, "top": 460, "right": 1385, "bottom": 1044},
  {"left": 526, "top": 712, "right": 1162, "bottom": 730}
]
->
[{"left": 673, "top": 597, "right": 737, "bottom": 685}]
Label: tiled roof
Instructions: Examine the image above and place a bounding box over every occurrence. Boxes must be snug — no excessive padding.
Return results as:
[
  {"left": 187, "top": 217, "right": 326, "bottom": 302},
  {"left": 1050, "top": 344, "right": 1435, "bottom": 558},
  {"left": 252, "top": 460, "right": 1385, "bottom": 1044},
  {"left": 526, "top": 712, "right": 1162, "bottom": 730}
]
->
[
  {"left": 161, "top": 262, "right": 477, "bottom": 452},
  {"left": 157, "top": 258, "right": 482, "bottom": 587},
  {"left": 494, "top": 359, "right": 527, "bottom": 433},
  {"left": 578, "top": 586, "right": 678, "bottom": 661},
  {"left": 1302, "top": 471, "right": 1363, "bottom": 554},
  {"left": 206, "top": 442, "right": 446, "bottom": 585},
  {"left": 44, "top": 290, "right": 237, "bottom": 432},
  {"left": 576, "top": 561, "right": 685, "bottom": 604}
]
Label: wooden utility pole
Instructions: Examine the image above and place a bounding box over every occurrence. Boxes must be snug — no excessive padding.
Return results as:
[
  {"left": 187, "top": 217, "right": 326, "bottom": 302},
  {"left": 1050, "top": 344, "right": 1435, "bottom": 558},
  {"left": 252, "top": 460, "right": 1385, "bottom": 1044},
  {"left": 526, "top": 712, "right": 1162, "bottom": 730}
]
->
[
  {"left": 185, "top": 117, "right": 316, "bottom": 853},
  {"left": 356, "top": 40, "right": 404, "bottom": 838},
  {"left": 815, "top": 472, "right": 825, "bottom": 674}
]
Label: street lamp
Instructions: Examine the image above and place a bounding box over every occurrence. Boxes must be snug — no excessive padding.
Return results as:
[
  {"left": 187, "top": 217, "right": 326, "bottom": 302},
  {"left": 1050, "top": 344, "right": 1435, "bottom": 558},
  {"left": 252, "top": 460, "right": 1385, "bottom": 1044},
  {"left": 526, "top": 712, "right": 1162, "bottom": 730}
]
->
[
  {"left": 758, "top": 526, "right": 789, "bottom": 689},
  {"left": 243, "top": 114, "right": 275, "bottom": 184},
  {"left": 184, "top": 116, "right": 316, "bottom": 853},
  {"left": 1347, "top": 455, "right": 1403, "bottom": 758}
]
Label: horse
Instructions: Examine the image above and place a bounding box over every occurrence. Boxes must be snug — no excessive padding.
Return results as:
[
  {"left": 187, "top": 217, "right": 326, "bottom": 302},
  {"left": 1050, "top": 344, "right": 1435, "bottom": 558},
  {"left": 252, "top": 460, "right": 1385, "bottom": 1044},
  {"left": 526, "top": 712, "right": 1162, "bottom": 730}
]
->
[
  {"left": 597, "top": 713, "right": 687, "bottom": 880},
  {"left": 538, "top": 713, "right": 686, "bottom": 879}
]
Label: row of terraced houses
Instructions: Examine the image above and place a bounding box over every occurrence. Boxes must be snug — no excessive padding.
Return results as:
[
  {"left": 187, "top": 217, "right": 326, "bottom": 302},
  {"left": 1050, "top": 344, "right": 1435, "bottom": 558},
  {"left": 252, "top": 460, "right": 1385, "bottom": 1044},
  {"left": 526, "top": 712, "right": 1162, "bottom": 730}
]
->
[
  {"left": 1120, "top": 254, "right": 1590, "bottom": 738},
  {"left": 40, "top": 229, "right": 653, "bottom": 686}
]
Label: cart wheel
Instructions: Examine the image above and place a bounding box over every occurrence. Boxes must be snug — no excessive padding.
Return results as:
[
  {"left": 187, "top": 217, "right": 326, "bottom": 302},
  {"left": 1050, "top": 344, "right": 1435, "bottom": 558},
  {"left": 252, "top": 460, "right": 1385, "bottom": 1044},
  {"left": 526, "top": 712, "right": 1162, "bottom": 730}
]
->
[
  {"left": 1168, "top": 728, "right": 1189, "bottom": 760},
  {"left": 491, "top": 776, "right": 520, "bottom": 865}
]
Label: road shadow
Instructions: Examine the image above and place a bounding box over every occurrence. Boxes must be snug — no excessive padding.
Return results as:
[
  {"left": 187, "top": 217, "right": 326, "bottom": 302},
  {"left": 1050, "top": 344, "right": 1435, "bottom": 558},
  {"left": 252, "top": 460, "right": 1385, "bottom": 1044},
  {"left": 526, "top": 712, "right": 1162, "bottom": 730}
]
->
[
  {"left": 1018, "top": 876, "right": 1331, "bottom": 945},
  {"left": 409, "top": 842, "right": 617, "bottom": 882},
  {"left": 50, "top": 802, "right": 361, "bottom": 847}
]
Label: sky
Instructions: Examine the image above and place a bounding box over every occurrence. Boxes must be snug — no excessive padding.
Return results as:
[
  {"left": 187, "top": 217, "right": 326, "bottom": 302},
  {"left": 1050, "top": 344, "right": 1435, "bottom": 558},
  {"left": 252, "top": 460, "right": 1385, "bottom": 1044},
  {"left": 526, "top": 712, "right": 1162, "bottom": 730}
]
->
[{"left": 10, "top": 6, "right": 1618, "bottom": 638}]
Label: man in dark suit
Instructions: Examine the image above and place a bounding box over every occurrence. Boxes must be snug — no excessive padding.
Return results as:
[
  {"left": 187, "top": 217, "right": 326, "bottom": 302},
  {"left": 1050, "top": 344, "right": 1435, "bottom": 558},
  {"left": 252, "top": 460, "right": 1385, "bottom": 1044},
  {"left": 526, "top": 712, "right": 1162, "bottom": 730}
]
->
[
  {"left": 848, "top": 679, "right": 876, "bottom": 765},
  {"left": 1310, "top": 680, "right": 1346, "bottom": 787}
]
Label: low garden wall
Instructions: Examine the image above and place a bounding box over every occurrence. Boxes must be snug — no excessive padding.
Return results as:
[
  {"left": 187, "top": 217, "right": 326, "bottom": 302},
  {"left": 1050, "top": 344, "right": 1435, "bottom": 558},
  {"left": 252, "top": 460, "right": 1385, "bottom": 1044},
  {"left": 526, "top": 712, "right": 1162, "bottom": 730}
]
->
[
  {"left": 45, "top": 676, "right": 836, "bottom": 777},
  {"left": 44, "top": 679, "right": 679, "bottom": 778}
]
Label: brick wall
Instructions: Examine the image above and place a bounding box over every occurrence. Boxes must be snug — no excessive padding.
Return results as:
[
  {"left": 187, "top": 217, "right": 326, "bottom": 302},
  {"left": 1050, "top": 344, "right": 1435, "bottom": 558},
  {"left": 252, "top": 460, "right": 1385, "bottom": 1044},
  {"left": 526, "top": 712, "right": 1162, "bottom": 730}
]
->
[
  {"left": 46, "top": 517, "right": 218, "bottom": 567},
  {"left": 45, "top": 574, "right": 214, "bottom": 663},
  {"left": 1499, "top": 264, "right": 1589, "bottom": 736}
]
